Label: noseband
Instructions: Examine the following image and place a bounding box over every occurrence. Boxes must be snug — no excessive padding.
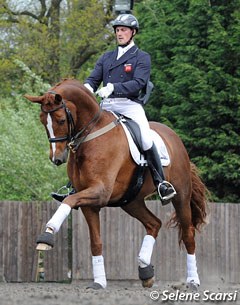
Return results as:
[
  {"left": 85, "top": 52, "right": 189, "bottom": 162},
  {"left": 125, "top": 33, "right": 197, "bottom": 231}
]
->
[{"left": 41, "top": 94, "right": 75, "bottom": 144}]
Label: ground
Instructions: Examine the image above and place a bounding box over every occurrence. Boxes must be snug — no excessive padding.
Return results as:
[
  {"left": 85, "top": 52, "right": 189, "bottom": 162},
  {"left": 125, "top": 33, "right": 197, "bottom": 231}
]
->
[{"left": 0, "top": 280, "right": 239, "bottom": 305}]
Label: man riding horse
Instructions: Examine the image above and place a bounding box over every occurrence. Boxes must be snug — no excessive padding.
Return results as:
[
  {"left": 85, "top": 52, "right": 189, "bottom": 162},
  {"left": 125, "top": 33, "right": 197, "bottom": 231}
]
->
[{"left": 52, "top": 14, "right": 176, "bottom": 205}]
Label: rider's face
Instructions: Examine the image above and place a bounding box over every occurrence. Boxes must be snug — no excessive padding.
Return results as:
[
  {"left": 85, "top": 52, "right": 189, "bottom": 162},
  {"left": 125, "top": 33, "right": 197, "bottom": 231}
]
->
[{"left": 115, "top": 26, "right": 134, "bottom": 46}]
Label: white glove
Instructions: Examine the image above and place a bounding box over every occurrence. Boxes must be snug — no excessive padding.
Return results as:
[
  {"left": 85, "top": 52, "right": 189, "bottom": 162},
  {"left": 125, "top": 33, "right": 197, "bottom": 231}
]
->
[
  {"left": 96, "top": 83, "right": 114, "bottom": 98},
  {"left": 84, "top": 83, "right": 94, "bottom": 93}
]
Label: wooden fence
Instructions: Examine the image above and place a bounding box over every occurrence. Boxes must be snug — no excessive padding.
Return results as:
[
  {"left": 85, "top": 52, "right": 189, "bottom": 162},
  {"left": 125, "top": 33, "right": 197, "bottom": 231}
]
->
[
  {"left": 0, "top": 201, "right": 69, "bottom": 282},
  {"left": 0, "top": 201, "right": 239, "bottom": 283}
]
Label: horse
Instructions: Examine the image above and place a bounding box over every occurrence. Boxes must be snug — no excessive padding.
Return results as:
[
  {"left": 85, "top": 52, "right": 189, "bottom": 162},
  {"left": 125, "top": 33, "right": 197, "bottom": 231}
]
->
[{"left": 25, "top": 78, "right": 208, "bottom": 290}]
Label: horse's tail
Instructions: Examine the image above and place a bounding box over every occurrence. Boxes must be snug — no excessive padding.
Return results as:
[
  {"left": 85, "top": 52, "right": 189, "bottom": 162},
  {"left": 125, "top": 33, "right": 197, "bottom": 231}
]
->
[
  {"left": 189, "top": 162, "right": 208, "bottom": 231},
  {"left": 168, "top": 162, "right": 209, "bottom": 244}
]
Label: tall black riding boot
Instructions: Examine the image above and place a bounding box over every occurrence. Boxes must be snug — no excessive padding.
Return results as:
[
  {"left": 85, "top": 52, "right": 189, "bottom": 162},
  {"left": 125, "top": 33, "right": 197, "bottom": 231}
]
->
[
  {"left": 51, "top": 181, "right": 76, "bottom": 202},
  {"left": 145, "top": 144, "right": 176, "bottom": 205}
]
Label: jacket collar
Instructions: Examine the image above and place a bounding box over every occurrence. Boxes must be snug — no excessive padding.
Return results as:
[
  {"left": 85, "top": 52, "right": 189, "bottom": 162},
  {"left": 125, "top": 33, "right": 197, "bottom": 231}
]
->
[{"left": 110, "top": 45, "right": 138, "bottom": 70}]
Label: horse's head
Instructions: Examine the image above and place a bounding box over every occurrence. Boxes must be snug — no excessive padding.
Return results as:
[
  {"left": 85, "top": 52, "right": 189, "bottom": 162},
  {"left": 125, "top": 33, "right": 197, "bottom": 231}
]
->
[{"left": 25, "top": 91, "right": 77, "bottom": 166}]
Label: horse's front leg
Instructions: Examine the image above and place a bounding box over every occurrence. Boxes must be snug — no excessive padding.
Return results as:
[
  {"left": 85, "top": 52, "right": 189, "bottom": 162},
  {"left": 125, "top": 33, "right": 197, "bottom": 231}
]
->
[
  {"left": 81, "top": 207, "right": 107, "bottom": 289},
  {"left": 36, "top": 184, "right": 108, "bottom": 250},
  {"left": 36, "top": 202, "right": 71, "bottom": 250}
]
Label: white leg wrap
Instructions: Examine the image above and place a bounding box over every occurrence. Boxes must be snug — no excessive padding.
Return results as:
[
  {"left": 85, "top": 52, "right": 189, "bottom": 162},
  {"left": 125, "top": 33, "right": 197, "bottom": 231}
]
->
[
  {"left": 92, "top": 255, "right": 107, "bottom": 288},
  {"left": 187, "top": 253, "right": 200, "bottom": 285},
  {"left": 138, "top": 235, "right": 155, "bottom": 268},
  {"left": 46, "top": 203, "right": 71, "bottom": 233}
]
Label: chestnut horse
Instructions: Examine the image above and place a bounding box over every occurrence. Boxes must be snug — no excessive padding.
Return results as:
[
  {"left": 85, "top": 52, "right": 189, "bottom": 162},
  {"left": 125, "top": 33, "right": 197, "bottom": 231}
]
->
[{"left": 25, "top": 79, "right": 207, "bottom": 290}]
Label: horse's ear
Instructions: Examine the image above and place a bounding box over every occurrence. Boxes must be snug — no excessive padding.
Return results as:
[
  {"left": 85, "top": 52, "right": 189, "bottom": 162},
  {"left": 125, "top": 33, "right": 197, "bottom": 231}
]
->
[
  {"left": 55, "top": 94, "right": 62, "bottom": 104},
  {"left": 24, "top": 94, "right": 44, "bottom": 104}
]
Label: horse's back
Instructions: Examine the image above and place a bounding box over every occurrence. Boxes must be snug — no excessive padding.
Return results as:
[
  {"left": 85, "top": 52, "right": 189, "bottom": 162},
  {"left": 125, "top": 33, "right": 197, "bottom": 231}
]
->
[
  {"left": 149, "top": 121, "right": 190, "bottom": 178},
  {"left": 150, "top": 121, "right": 188, "bottom": 155}
]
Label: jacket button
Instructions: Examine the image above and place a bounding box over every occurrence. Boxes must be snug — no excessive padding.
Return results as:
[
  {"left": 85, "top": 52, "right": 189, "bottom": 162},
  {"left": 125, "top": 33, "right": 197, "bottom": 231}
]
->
[{"left": 120, "top": 75, "right": 123, "bottom": 78}]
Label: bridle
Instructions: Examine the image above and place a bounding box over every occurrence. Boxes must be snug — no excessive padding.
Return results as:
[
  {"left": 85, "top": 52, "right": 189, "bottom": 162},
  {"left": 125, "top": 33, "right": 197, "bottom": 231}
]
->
[
  {"left": 41, "top": 91, "right": 103, "bottom": 152},
  {"left": 41, "top": 97, "right": 75, "bottom": 144}
]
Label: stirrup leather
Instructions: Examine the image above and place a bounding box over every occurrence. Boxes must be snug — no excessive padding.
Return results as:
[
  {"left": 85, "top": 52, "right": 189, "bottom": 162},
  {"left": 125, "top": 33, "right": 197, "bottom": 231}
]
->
[{"left": 157, "top": 181, "right": 177, "bottom": 201}]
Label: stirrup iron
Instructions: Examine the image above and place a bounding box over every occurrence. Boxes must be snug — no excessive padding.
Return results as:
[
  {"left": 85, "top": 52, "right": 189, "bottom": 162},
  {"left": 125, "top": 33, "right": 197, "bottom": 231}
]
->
[
  {"left": 51, "top": 184, "right": 71, "bottom": 202},
  {"left": 157, "top": 180, "right": 177, "bottom": 201}
]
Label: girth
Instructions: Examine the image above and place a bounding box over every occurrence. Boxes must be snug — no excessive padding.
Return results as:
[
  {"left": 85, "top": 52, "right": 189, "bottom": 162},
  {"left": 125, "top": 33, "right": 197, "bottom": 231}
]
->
[
  {"left": 106, "top": 113, "right": 147, "bottom": 207},
  {"left": 107, "top": 164, "right": 146, "bottom": 207}
]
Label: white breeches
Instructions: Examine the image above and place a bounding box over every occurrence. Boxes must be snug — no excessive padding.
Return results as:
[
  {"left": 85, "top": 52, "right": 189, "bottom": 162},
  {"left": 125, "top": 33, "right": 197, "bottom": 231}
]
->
[{"left": 102, "top": 98, "right": 153, "bottom": 151}]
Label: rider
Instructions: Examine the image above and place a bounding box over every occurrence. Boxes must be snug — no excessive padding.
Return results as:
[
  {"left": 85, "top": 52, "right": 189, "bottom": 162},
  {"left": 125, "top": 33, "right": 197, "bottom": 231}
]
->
[{"left": 52, "top": 14, "right": 176, "bottom": 204}]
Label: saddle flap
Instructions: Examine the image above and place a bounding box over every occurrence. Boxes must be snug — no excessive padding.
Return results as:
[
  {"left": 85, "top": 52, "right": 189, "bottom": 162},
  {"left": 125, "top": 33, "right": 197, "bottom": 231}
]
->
[{"left": 121, "top": 117, "right": 144, "bottom": 154}]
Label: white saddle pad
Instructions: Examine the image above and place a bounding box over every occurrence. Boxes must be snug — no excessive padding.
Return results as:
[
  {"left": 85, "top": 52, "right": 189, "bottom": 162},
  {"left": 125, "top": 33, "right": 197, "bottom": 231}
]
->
[{"left": 121, "top": 122, "right": 170, "bottom": 167}]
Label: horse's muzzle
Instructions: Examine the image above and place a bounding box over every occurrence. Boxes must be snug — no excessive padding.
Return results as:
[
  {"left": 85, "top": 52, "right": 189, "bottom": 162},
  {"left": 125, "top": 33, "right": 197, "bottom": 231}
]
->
[
  {"left": 52, "top": 148, "right": 68, "bottom": 166},
  {"left": 53, "top": 158, "right": 64, "bottom": 166}
]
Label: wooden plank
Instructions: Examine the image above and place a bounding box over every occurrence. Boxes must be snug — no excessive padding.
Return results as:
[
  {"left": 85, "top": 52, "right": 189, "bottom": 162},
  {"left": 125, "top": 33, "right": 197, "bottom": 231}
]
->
[{"left": 0, "top": 203, "right": 4, "bottom": 282}]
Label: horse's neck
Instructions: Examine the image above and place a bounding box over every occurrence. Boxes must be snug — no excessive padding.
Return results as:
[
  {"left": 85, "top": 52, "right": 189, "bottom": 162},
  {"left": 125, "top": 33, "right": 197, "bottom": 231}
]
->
[{"left": 66, "top": 87, "right": 101, "bottom": 128}]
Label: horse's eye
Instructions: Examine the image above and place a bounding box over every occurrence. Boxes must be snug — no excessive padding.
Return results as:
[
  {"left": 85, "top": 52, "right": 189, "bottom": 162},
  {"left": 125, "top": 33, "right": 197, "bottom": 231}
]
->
[{"left": 58, "top": 119, "right": 66, "bottom": 125}]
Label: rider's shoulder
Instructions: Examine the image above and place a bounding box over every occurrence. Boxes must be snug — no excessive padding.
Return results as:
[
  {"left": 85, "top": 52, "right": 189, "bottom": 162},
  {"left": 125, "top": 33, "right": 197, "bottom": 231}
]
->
[{"left": 137, "top": 48, "right": 150, "bottom": 57}]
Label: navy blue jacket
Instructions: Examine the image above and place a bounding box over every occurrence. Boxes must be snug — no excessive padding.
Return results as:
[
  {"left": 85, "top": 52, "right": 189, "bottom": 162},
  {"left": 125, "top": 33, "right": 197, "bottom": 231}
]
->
[{"left": 85, "top": 45, "right": 151, "bottom": 104}]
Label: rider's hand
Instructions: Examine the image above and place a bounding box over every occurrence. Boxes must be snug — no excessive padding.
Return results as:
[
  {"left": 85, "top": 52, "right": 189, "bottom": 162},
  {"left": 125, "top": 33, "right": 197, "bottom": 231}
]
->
[
  {"left": 84, "top": 83, "right": 94, "bottom": 93},
  {"left": 96, "top": 83, "right": 114, "bottom": 98}
]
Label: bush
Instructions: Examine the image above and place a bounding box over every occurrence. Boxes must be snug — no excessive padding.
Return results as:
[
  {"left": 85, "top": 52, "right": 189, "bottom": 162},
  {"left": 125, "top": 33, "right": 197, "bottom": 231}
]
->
[{"left": 0, "top": 62, "right": 67, "bottom": 201}]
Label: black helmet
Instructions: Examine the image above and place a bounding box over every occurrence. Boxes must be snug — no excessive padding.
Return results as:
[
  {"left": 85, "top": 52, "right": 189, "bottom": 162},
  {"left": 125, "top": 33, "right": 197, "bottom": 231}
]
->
[{"left": 112, "top": 14, "right": 139, "bottom": 32}]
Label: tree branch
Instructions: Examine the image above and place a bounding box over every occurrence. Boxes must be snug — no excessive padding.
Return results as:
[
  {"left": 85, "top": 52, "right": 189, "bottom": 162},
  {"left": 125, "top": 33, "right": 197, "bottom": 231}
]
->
[
  {"left": 39, "top": 0, "right": 47, "bottom": 19},
  {"left": 3, "top": 4, "right": 39, "bottom": 20}
]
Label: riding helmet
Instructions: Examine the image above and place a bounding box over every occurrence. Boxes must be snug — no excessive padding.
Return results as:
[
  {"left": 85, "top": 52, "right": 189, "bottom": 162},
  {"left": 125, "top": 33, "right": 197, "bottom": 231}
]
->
[{"left": 112, "top": 14, "right": 139, "bottom": 32}]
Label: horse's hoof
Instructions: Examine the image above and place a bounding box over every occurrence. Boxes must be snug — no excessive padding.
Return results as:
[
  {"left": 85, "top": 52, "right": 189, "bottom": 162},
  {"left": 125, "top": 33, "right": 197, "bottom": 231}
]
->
[
  {"left": 142, "top": 277, "right": 154, "bottom": 288},
  {"left": 138, "top": 264, "right": 154, "bottom": 288},
  {"left": 36, "top": 232, "right": 54, "bottom": 250},
  {"left": 86, "top": 282, "right": 104, "bottom": 290},
  {"left": 187, "top": 280, "right": 199, "bottom": 292},
  {"left": 36, "top": 243, "right": 53, "bottom": 251}
]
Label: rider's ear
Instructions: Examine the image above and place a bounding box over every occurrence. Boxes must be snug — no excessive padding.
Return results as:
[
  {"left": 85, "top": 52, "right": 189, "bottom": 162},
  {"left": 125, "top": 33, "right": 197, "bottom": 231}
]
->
[{"left": 55, "top": 94, "right": 62, "bottom": 104}]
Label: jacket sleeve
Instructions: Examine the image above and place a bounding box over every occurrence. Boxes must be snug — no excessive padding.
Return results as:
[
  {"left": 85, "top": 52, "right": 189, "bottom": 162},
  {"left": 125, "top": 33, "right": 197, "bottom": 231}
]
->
[
  {"left": 84, "top": 54, "right": 105, "bottom": 92},
  {"left": 113, "top": 51, "right": 151, "bottom": 97}
]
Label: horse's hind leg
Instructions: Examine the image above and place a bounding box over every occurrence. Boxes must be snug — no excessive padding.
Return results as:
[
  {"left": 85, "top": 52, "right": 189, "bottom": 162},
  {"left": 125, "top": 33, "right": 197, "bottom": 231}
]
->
[
  {"left": 121, "top": 199, "right": 162, "bottom": 288},
  {"left": 172, "top": 200, "right": 200, "bottom": 290}
]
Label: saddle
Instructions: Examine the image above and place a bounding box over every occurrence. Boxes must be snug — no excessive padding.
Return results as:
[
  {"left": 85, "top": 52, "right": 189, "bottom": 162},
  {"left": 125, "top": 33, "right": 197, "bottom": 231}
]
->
[{"left": 108, "top": 114, "right": 170, "bottom": 207}]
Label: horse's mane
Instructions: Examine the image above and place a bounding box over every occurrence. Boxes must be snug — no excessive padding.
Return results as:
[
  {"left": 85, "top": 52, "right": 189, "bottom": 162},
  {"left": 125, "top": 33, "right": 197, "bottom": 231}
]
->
[
  {"left": 49, "top": 78, "right": 98, "bottom": 105},
  {"left": 51, "top": 78, "right": 83, "bottom": 89}
]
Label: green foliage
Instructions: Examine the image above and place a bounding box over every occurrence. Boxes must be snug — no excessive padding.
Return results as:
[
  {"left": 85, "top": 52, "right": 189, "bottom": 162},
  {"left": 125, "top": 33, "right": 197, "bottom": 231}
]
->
[
  {"left": 0, "top": 61, "right": 67, "bottom": 201},
  {"left": 0, "top": 0, "right": 114, "bottom": 86},
  {"left": 136, "top": 0, "right": 240, "bottom": 202}
]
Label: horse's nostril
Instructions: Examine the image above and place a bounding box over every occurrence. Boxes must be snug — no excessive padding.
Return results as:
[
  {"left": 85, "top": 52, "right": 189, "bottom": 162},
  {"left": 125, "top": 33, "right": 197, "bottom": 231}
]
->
[{"left": 54, "top": 159, "right": 62, "bottom": 166}]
